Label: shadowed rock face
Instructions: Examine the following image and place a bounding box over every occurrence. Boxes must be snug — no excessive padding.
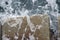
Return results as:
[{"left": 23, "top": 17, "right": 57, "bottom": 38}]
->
[{"left": 2, "top": 14, "right": 50, "bottom": 40}]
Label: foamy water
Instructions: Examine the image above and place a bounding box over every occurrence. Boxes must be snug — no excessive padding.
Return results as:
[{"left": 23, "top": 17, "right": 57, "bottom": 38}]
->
[{"left": 0, "top": 0, "right": 59, "bottom": 40}]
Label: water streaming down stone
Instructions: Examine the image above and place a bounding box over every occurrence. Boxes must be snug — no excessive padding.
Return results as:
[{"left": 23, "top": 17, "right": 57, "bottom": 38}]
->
[
  {"left": 2, "top": 14, "right": 50, "bottom": 40},
  {"left": 0, "top": 0, "right": 59, "bottom": 40}
]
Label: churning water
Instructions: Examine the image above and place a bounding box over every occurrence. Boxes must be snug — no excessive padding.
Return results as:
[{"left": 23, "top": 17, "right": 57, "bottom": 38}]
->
[{"left": 0, "top": 0, "right": 60, "bottom": 39}]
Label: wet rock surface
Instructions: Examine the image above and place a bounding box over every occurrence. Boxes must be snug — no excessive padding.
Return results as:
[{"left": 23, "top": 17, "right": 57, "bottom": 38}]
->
[
  {"left": 0, "top": 0, "right": 59, "bottom": 40},
  {"left": 2, "top": 14, "right": 50, "bottom": 40},
  {"left": 57, "top": 16, "right": 60, "bottom": 40},
  {"left": 58, "top": 16, "right": 60, "bottom": 37}
]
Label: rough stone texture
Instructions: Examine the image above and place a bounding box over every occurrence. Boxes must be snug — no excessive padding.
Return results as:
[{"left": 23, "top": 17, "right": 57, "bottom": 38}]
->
[
  {"left": 57, "top": 16, "right": 60, "bottom": 40},
  {"left": 58, "top": 16, "right": 60, "bottom": 31},
  {"left": 58, "top": 16, "right": 60, "bottom": 37},
  {"left": 2, "top": 14, "right": 50, "bottom": 40}
]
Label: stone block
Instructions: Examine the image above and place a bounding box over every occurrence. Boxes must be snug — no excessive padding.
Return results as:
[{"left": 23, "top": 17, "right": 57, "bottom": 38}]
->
[{"left": 2, "top": 14, "right": 50, "bottom": 40}]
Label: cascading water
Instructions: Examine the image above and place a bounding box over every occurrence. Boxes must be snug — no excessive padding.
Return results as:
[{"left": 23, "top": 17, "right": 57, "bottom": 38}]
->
[
  {"left": 0, "top": 0, "right": 59, "bottom": 40},
  {"left": 46, "top": 0, "right": 58, "bottom": 36}
]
